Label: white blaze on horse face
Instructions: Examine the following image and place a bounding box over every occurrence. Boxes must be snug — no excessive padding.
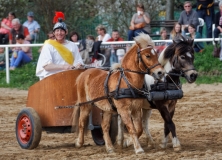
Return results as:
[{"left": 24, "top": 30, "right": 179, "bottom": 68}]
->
[
  {"left": 151, "top": 49, "right": 155, "bottom": 55},
  {"left": 186, "top": 52, "right": 192, "bottom": 58}
]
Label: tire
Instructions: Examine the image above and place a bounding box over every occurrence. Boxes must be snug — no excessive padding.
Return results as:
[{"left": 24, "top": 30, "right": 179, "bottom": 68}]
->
[
  {"left": 16, "top": 107, "right": 42, "bottom": 149},
  {"left": 91, "top": 127, "right": 105, "bottom": 145},
  {"left": 91, "top": 114, "right": 118, "bottom": 145}
]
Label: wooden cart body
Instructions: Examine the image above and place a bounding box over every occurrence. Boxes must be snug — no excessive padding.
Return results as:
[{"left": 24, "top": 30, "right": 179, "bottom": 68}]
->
[{"left": 26, "top": 69, "right": 102, "bottom": 127}]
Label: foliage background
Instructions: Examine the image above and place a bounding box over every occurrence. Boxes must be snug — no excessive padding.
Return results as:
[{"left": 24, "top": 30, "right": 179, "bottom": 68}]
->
[{"left": 0, "top": 0, "right": 201, "bottom": 40}]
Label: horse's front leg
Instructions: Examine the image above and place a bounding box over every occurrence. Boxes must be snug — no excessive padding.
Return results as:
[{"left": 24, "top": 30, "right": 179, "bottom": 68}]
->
[
  {"left": 75, "top": 104, "right": 91, "bottom": 148},
  {"left": 157, "top": 104, "right": 181, "bottom": 151},
  {"left": 101, "top": 111, "right": 114, "bottom": 153},
  {"left": 118, "top": 107, "right": 144, "bottom": 154},
  {"left": 142, "top": 108, "right": 156, "bottom": 148}
]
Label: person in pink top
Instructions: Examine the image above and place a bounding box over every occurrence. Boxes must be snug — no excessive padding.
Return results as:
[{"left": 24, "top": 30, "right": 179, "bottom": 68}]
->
[
  {"left": 10, "top": 33, "right": 32, "bottom": 70},
  {"left": 0, "top": 12, "right": 16, "bottom": 44}
]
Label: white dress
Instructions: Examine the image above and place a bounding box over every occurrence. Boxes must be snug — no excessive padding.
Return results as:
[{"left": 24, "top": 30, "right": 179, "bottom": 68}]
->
[{"left": 36, "top": 40, "right": 83, "bottom": 80}]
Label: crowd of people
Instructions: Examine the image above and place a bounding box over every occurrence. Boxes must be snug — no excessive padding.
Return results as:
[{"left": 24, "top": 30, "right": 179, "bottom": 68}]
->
[{"left": 0, "top": 0, "right": 220, "bottom": 73}]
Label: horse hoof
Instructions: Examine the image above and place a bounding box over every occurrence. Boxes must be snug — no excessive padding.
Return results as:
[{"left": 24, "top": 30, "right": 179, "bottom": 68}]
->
[
  {"left": 135, "top": 148, "right": 144, "bottom": 154},
  {"left": 159, "top": 143, "right": 167, "bottom": 149},
  {"left": 74, "top": 139, "right": 82, "bottom": 148},
  {"left": 173, "top": 146, "right": 181, "bottom": 152},
  {"left": 106, "top": 148, "right": 115, "bottom": 153},
  {"left": 123, "top": 139, "right": 132, "bottom": 148}
]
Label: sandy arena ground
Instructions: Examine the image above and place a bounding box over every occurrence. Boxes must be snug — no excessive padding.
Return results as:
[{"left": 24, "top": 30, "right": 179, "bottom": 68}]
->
[{"left": 0, "top": 83, "right": 222, "bottom": 160}]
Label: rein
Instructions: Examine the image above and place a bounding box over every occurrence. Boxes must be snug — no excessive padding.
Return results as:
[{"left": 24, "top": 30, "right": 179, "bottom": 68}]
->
[{"left": 55, "top": 45, "right": 161, "bottom": 110}]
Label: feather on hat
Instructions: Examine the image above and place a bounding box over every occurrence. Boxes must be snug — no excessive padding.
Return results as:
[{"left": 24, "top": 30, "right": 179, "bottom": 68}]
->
[{"left": 53, "top": 11, "right": 65, "bottom": 24}]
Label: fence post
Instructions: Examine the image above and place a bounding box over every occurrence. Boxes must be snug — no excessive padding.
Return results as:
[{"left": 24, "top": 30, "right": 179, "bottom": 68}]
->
[{"left": 5, "top": 46, "right": 10, "bottom": 84}]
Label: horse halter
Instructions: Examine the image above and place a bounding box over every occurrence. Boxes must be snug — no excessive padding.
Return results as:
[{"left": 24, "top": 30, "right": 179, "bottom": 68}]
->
[
  {"left": 137, "top": 45, "right": 161, "bottom": 74},
  {"left": 171, "top": 55, "right": 196, "bottom": 77}
]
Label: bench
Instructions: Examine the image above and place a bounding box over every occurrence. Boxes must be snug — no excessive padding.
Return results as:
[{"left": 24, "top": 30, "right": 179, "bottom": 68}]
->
[{"left": 150, "top": 20, "right": 177, "bottom": 38}]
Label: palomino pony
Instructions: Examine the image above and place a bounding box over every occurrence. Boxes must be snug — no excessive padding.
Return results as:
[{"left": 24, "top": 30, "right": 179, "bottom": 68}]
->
[
  {"left": 72, "top": 33, "right": 165, "bottom": 154},
  {"left": 117, "top": 35, "right": 198, "bottom": 151}
]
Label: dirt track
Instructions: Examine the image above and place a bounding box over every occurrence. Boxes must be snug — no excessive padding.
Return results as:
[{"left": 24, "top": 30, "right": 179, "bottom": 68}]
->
[{"left": 0, "top": 84, "right": 222, "bottom": 160}]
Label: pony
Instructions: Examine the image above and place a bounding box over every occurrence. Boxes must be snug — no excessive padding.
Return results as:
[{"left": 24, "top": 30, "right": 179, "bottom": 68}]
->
[
  {"left": 72, "top": 33, "right": 165, "bottom": 154},
  {"left": 117, "top": 35, "right": 198, "bottom": 151}
]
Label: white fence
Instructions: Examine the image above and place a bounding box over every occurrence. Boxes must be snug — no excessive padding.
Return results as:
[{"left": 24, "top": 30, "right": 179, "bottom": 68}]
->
[{"left": 1, "top": 38, "right": 220, "bottom": 84}]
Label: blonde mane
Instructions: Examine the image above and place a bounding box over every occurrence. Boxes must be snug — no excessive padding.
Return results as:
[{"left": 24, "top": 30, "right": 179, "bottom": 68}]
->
[{"left": 134, "top": 33, "right": 155, "bottom": 49}]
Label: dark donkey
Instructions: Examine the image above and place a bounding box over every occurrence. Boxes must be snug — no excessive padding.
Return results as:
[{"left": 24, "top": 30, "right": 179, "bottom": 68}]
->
[{"left": 117, "top": 35, "right": 198, "bottom": 151}]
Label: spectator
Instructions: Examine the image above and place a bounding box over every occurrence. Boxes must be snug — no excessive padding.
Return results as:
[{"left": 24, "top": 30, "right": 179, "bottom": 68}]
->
[
  {"left": 170, "top": 22, "right": 182, "bottom": 40},
  {"left": 36, "top": 19, "right": 83, "bottom": 80},
  {"left": 23, "top": 11, "right": 40, "bottom": 43},
  {"left": 107, "top": 30, "right": 124, "bottom": 65},
  {"left": 128, "top": 3, "right": 151, "bottom": 41},
  {"left": 38, "top": 31, "right": 55, "bottom": 53},
  {"left": 214, "top": 2, "right": 222, "bottom": 42},
  {"left": 185, "top": 24, "right": 204, "bottom": 53},
  {"left": 79, "top": 35, "right": 95, "bottom": 64},
  {"left": 178, "top": 1, "right": 199, "bottom": 33},
  {"left": 159, "top": 27, "right": 169, "bottom": 40},
  {"left": 95, "top": 25, "right": 111, "bottom": 42},
  {"left": 107, "top": 30, "right": 124, "bottom": 42},
  {"left": 0, "top": 47, "right": 5, "bottom": 71},
  {"left": 69, "top": 31, "right": 81, "bottom": 42},
  {"left": 10, "top": 34, "right": 32, "bottom": 70},
  {"left": 196, "top": 0, "right": 214, "bottom": 39},
  {"left": 155, "top": 27, "right": 169, "bottom": 56},
  {"left": 86, "top": 35, "right": 95, "bottom": 41},
  {"left": 0, "top": 12, "right": 16, "bottom": 44},
  {"left": 9, "top": 18, "right": 31, "bottom": 44}
]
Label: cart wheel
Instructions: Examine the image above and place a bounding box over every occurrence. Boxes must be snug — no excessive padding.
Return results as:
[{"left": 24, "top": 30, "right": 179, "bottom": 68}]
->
[
  {"left": 91, "top": 114, "right": 118, "bottom": 145},
  {"left": 91, "top": 127, "right": 105, "bottom": 145},
  {"left": 16, "top": 107, "right": 42, "bottom": 149}
]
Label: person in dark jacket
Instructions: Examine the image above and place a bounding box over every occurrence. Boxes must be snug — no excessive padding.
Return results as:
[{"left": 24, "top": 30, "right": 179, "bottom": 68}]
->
[
  {"left": 196, "top": 0, "right": 214, "bottom": 39},
  {"left": 178, "top": 1, "right": 199, "bottom": 33},
  {"left": 214, "top": 2, "right": 222, "bottom": 39}
]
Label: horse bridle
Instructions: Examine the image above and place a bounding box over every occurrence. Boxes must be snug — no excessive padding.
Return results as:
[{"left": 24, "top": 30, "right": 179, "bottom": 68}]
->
[
  {"left": 171, "top": 55, "right": 196, "bottom": 77},
  {"left": 136, "top": 45, "right": 161, "bottom": 74}
]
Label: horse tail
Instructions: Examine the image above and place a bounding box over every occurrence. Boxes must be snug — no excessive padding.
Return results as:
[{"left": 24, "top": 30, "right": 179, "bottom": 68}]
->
[{"left": 71, "top": 106, "right": 80, "bottom": 133}]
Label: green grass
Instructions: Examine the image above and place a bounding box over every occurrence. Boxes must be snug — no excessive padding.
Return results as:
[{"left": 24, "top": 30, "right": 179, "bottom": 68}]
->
[
  {"left": 0, "top": 47, "right": 40, "bottom": 90},
  {"left": 0, "top": 44, "right": 222, "bottom": 90}
]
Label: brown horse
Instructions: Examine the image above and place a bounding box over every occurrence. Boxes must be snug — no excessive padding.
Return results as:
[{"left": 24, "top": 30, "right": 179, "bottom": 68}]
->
[
  {"left": 72, "top": 33, "right": 165, "bottom": 154},
  {"left": 117, "top": 35, "right": 198, "bottom": 151}
]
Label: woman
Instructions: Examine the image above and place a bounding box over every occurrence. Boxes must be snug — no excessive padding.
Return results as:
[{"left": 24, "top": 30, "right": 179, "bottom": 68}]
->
[
  {"left": 170, "top": 22, "right": 182, "bottom": 40},
  {"left": 160, "top": 27, "right": 169, "bottom": 40},
  {"left": 69, "top": 31, "right": 81, "bottom": 42},
  {"left": 214, "top": 2, "right": 222, "bottom": 40},
  {"left": 128, "top": 3, "right": 151, "bottom": 41},
  {"left": 0, "top": 12, "right": 16, "bottom": 44},
  {"left": 186, "top": 24, "right": 204, "bottom": 53},
  {"left": 95, "top": 25, "right": 111, "bottom": 42},
  {"left": 10, "top": 34, "right": 32, "bottom": 70}
]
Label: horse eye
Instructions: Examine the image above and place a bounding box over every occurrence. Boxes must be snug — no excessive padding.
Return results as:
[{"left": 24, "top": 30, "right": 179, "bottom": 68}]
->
[
  {"left": 180, "top": 55, "right": 185, "bottom": 59},
  {"left": 146, "top": 54, "right": 151, "bottom": 58}
]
